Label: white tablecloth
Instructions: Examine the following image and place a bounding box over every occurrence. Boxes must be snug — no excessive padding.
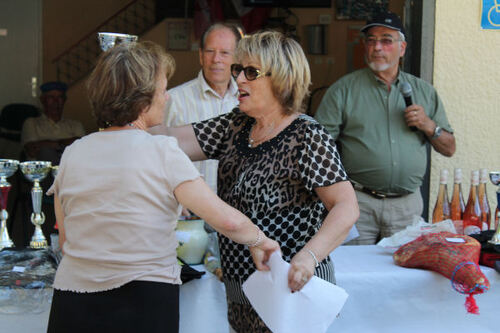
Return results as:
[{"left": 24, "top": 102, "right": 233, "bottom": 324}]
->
[
  {"left": 0, "top": 267, "right": 228, "bottom": 333},
  {"left": 329, "top": 245, "right": 498, "bottom": 333},
  {"left": 1, "top": 246, "right": 498, "bottom": 333}
]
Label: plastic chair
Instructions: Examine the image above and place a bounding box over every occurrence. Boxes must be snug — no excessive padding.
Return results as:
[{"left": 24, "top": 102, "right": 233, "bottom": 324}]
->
[{"left": 0, "top": 103, "right": 40, "bottom": 141}]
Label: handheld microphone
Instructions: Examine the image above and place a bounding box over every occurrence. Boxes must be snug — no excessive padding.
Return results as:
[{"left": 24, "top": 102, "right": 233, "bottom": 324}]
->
[{"left": 400, "top": 82, "right": 417, "bottom": 131}]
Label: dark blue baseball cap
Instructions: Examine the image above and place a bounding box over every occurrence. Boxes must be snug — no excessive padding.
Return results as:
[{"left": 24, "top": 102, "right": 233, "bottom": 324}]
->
[
  {"left": 361, "top": 11, "right": 406, "bottom": 38},
  {"left": 40, "top": 81, "right": 68, "bottom": 93}
]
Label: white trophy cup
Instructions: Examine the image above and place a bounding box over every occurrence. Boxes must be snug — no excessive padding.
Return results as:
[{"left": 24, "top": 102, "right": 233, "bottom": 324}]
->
[
  {"left": 20, "top": 161, "right": 52, "bottom": 248},
  {"left": 98, "top": 32, "right": 138, "bottom": 51}
]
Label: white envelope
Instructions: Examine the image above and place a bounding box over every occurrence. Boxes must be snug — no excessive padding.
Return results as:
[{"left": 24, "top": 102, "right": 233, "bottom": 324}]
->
[{"left": 242, "top": 252, "right": 348, "bottom": 333}]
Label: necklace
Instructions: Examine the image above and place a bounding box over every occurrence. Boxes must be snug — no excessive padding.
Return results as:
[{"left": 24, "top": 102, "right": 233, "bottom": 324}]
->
[
  {"left": 100, "top": 122, "right": 138, "bottom": 132},
  {"left": 248, "top": 121, "right": 275, "bottom": 147}
]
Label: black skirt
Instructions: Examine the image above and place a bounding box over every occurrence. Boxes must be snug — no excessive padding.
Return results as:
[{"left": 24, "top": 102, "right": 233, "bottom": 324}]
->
[{"left": 47, "top": 280, "right": 179, "bottom": 333}]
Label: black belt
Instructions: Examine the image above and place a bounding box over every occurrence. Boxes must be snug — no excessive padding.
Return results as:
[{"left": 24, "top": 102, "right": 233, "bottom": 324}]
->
[{"left": 350, "top": 182, "right": 410, "bottom": 200}]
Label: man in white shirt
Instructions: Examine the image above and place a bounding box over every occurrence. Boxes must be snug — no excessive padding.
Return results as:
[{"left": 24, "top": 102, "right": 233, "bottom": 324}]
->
[
  {"left": 21, "top": 81, "right": 85, "bottom": 164},
  {"left": 165, "top": 23, "right": 242, "bottom": 193}
]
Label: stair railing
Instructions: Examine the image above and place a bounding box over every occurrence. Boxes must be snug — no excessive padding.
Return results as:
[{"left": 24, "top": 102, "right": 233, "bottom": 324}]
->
[{"left": 52, "top": 0, "right": 156, "bottom": 86}]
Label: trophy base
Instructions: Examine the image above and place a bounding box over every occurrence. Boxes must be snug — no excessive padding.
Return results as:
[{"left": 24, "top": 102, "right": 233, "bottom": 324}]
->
[
  {"left": 30, "top": 239, "right": 48, "bottom": 249},
  {"left": 488, "top": 228, "right": 500, "bottom": 245},
  {"left": 0, "top": 239, "right": 14, "bottom": 249},
  {"left": 0, "top": 220, "right": 14, "bottom": 249},
  {"left": 29, "top": 225, "right": 48, "bottom": 249},
  {"left": 488, "top": 238, "right": 500, "bottom": 245}
]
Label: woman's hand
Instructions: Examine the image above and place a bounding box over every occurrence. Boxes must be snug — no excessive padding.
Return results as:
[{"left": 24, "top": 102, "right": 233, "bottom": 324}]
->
[
  {"left": 288, "top": 250, "right": 316, "bottom": 292},
  {"left": 249, "top": 237, "right": 280, "bottom": 271}
]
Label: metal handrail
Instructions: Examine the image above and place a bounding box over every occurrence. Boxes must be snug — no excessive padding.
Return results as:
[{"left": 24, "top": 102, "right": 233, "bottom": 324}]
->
[
  {"left": 52, "top": 0, "right": 137, "bottom": 63},
  {"left": 53, "top": 0, "right": 155, "bottom": 86}
]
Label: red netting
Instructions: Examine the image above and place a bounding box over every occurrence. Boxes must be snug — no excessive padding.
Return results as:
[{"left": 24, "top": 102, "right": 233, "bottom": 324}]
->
[{"left": 393, "top": 231, "right": 490, "bottom": 314}]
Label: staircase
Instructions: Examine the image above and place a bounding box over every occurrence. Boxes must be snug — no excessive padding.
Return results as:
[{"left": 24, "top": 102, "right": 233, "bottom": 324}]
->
[{"left": 52, "top": 0, "right": 156, "bottom": 86}]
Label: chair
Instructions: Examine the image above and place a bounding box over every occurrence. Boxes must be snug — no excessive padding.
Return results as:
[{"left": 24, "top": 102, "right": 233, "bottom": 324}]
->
[
  {"left": 0, "top": 103, "right": 40, "bottom": 160},
  {"left": 0, "top": 103, "right": 40, "bottom": 139},
  {"left": 306, "top": 86, "right": 328, "bottom": 116}
]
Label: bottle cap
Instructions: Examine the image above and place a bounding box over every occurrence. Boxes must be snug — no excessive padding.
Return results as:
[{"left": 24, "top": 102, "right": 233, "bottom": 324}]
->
[
  {"left": 479, "top": 168, "right": 488, "bottom": 183},
  {"left": 471, "top": 170, "right": 479, "bottom": 185},
  {"left": 454, "top": 168, "right": 462, "bottom": 183},
  {"left": 440, "top": 169, "right": 448, "bottom": 184}
]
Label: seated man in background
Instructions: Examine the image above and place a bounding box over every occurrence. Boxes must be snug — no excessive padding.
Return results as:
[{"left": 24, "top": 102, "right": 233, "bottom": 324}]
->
[
  {"left": 21, "top": 81, "right": 85, "bottom": 164},
  {"left": 20, "top": 81, "right": 85, "bottom": 242}
]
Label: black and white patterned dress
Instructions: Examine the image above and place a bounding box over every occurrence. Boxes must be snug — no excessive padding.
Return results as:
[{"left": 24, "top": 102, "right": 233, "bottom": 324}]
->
[{"left": 193, "top": 108, "right": 347, "bottom": 328}]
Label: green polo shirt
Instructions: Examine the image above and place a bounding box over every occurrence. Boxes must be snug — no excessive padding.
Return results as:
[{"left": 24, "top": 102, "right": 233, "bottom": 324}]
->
[{"left": 315, "top": 67, "right": 453, "bottom": 194}]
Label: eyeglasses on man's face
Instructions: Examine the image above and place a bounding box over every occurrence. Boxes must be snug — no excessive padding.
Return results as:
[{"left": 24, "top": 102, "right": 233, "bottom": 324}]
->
[
  {"left": 364, "top": 37, "right": 402, "bottom": 47},
  {"left": 230, "top": 64, "right": 271, "bottom": 81}
]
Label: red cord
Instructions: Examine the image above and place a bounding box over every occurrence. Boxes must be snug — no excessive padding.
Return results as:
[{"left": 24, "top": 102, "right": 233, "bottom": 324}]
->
[{"left": 465, "top": 294, "right": 479, "bottom": 314}]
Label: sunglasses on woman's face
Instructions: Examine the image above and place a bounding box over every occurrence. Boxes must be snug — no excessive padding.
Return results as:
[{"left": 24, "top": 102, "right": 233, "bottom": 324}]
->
[{"left": 231, "top": 64, "right": 271, "bottom": 81}]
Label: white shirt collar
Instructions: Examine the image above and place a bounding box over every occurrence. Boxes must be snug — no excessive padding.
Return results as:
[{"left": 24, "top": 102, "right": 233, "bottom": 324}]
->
[{"left": 197, "top": 70, "right": 238, "bottom": 99}]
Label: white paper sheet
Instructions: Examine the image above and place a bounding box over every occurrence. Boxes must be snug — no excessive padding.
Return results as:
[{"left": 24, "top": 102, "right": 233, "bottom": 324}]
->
[{"left": 242, "top": 252, "right": 348, "bottom": 333}]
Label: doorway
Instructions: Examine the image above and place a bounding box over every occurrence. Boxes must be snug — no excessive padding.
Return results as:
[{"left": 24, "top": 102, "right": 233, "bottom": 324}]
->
[
  {"left": 0, "top": 0, "right": 42, "bottom": 109},
  {"left": 0, "top": 0, "right": 42, "bottom": 159}
]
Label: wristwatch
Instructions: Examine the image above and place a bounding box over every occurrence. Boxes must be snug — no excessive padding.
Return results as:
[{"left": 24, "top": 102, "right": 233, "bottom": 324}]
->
[{"left": 432, "top": 125, "right": 442, "bottom": 139}]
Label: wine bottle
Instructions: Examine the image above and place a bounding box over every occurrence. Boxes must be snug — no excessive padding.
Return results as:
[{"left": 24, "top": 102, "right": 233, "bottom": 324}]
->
[
  {"left": 432, "top": 169, "right": 451, "bottom": 223},
  {"left": 494, "top": 191, "right": 500, "bottom": 231},
  {"left": 463, "top": 170, "right": 482, "bottom": 235},
  {"left": 450, "top": 168, "right": 465, "bottom": 233},
  {"left": 478, "top": 168, "right": 491, "bottom": 231}
]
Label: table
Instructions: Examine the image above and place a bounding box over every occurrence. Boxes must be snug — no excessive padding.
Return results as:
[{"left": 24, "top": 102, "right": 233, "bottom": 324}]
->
[
  {"left": 1, "top": 246, "right": 498, "bottom": 333},
  {"left": 329, "top": 245, "right": 498, "bottom": 333},
  {"left": 0, "top": 266, "right": 228, "bottom": 333}
]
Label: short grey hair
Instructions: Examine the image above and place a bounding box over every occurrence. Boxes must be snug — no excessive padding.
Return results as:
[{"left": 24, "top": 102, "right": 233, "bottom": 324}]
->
[
  {"left": 398, "top": 31, "right": 406, "bottom": 42},
  {"left": 200, "top": 23, "right": 243, "bottom": 50}
]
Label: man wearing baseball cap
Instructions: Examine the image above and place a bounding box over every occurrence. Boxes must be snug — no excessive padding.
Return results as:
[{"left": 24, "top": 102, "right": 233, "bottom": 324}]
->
[
  {"left": 315, "top": 11, "right": 456, "bottom": 244},
  {"left": 21, "top": 81, "right": 85, "bottom": 164}
]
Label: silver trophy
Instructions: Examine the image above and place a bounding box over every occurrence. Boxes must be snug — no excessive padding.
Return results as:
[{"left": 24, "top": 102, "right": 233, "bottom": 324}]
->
[
  {"left": 0, "top": 159, "right": 19, "bottom": 249},
  {"left": 19, "top": 161, "right": 52, "bottom": 248},
  {"left": 488, "top": 171, "right": 500, "bottom": 245},
  {"left": 98, "top": 32, "right": 138, "bottom": 51},
  {"left": 51, "top": 165, "right": 59, "bottom": 178}
]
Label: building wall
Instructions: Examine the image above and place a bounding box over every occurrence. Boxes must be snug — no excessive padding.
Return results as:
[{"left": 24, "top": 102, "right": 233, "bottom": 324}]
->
[
  {"left": 43, "top": 0, "right": 133, "bottom": 131},
  {"left": 431, "top": 0, "right": 500, "bottom": 221},
  {"left": 43, "top": 1, "right": 404, "bottom": 132},
  {"left": 43, "top": 0, "right": 131, "bottom": 80}
]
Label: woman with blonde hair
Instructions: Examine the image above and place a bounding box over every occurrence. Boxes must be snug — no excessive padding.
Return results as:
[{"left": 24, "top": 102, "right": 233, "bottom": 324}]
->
[
  {"left": 154, "top": 31, "right": 359, "bottom": 332},
  {"left": 46, "top": 41, "right": 279, "bottom": 333}
]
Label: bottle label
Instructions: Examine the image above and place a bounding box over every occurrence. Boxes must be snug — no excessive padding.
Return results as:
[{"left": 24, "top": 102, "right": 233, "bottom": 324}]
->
[{"left": 464, "top": 225, "right": 481, "bottom": 235}]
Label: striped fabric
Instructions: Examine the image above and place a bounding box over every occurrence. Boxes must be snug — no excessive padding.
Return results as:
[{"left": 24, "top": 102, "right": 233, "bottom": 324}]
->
[{"left": 165, "top": 70, "right": 238, "bottom": 192}]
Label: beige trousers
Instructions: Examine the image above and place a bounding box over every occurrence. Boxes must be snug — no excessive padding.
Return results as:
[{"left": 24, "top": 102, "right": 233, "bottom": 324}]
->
[{"left": 346, "top": 190, "right": 423, "bottom": 245}]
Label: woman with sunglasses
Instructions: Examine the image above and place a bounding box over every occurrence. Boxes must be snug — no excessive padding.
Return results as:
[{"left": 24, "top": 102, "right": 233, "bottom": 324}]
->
[{"left": 152, "top": 30, "right": 359, "bottom": 332}]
